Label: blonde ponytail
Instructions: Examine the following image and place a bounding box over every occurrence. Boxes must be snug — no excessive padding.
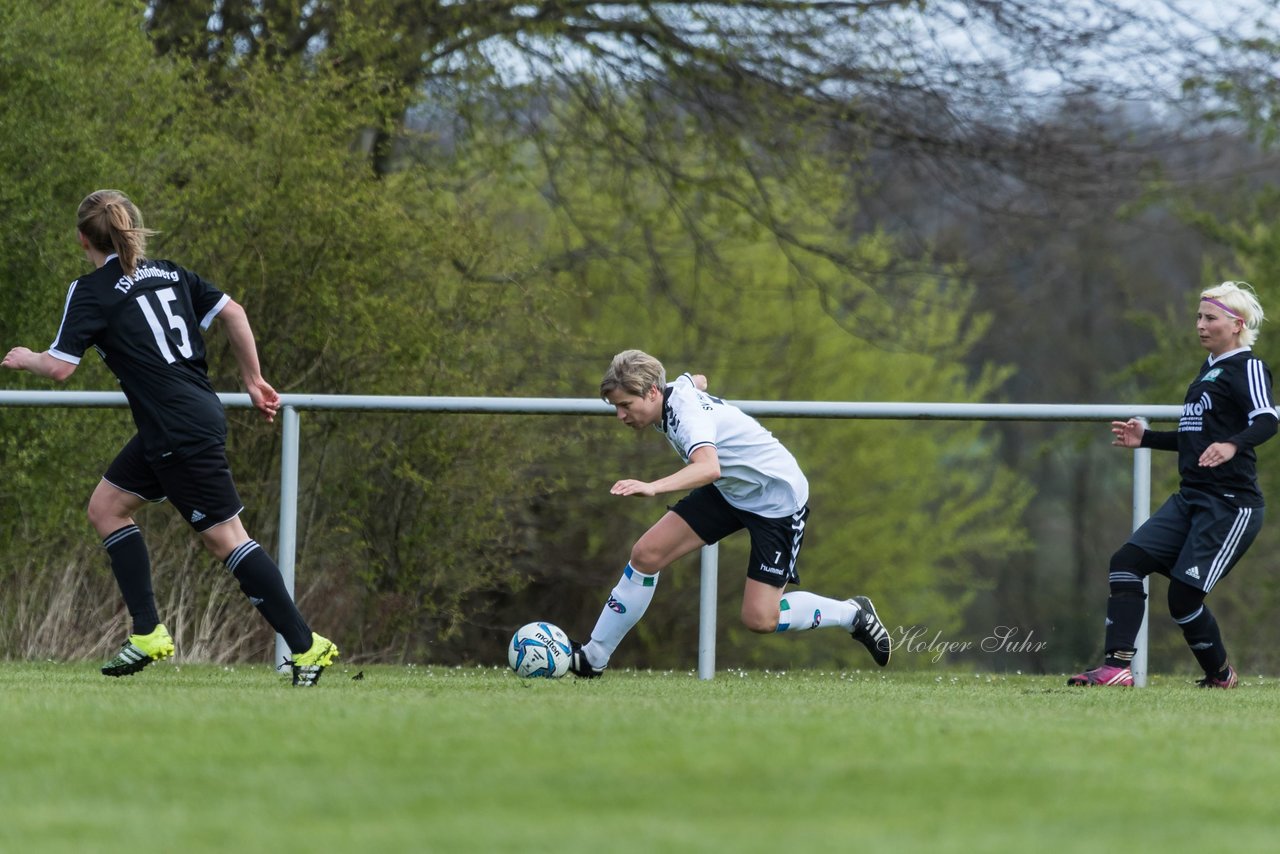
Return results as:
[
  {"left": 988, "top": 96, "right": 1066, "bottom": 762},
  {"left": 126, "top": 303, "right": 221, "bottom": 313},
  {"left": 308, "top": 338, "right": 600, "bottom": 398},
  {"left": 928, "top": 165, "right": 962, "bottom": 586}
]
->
[{"left": 76, "top": 190, "right": 157, "bottom": 277}]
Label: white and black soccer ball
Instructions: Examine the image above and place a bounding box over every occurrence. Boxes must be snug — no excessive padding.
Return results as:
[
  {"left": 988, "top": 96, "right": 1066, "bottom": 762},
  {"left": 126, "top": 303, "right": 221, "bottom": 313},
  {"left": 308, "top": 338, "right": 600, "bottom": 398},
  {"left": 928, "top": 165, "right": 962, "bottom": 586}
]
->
[{"left": 508, "top": 621, "right": 573, "bottom": 678}]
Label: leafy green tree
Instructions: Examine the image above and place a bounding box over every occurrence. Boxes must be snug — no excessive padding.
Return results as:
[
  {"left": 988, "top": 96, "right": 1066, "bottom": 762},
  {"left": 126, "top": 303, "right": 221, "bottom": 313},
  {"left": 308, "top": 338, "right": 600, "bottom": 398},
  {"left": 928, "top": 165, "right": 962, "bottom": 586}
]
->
[
  {"left": 11, "top": 0, "right": 1208, "bottom": 674},
  {"left": 446, "top": 92, "right": 1033, "bottom": 670},
  {"left": 0, "top": 1, "right": 576, "bottom": 663},
  {"left": 1101, "top": 28, "right": 1280, "bottom": 673},
  {"left": 0, "top": 0, "right": 193, "bottom": 655},
  {"left": 141, "top": 0, "right": 1238, "bottom": 332}
]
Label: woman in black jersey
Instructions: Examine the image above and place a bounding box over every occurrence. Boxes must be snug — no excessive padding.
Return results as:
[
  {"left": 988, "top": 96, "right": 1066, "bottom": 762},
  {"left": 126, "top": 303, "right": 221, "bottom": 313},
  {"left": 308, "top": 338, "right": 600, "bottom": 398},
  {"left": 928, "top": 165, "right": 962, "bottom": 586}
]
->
[
  {"left": 1069, "top": 281, "right": 1276, "bottom": 688},
  {"left": 2, "top": 189, "right": 337, "bottom": 686}
]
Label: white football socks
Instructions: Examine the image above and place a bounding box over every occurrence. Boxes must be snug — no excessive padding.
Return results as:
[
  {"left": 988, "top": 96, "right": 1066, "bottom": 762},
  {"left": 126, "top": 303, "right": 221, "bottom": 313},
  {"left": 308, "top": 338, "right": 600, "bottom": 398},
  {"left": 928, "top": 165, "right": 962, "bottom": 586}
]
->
[
  {"left": 776, "top": 591, "right": 857, "bottom": 632},
  {"left": 582, "top": 563, "right": 659, "bottom": 668}
]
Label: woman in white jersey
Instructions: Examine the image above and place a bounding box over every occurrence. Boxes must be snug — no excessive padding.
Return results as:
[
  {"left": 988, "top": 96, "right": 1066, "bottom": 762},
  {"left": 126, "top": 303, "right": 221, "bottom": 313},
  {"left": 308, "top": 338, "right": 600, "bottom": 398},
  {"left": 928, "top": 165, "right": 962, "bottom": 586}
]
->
[{"left": 568, "top": 349, "right": 892, "bottom": 677}]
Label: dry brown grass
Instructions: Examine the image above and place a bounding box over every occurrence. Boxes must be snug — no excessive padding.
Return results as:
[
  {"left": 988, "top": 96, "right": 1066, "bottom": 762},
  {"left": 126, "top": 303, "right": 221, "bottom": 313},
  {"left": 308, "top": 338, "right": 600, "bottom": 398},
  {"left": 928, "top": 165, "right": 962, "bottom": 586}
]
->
[{"left": 0, "top": 524, "right": 323, "bottom": 665}]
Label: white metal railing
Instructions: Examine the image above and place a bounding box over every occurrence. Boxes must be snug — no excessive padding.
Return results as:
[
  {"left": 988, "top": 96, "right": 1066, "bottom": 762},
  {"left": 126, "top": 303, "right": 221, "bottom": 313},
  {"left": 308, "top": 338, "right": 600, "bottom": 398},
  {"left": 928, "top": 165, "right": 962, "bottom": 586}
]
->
[{"left": 0, "top": 390, "right": 1181, "bottom": 684}]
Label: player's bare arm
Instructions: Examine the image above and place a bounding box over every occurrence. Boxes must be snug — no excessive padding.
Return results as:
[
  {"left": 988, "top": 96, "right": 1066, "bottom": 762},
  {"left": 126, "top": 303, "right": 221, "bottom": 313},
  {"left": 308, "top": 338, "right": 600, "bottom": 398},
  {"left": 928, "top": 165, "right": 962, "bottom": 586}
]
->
[
  {"left": 2, "top": 347, "right": 77, "bottom": 381},
  {"left": 216, "top": 299, "right": 280, "bottom": 422},
  {"left": 611, "top": 446, "right": 721, "bottom": 498}
]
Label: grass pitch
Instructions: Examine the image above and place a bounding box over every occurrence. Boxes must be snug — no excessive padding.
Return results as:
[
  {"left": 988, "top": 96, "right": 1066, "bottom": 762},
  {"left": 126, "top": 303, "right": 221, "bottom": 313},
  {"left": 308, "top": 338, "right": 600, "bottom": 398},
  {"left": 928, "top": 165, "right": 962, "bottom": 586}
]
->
[{"left": 0, "top": 662, "right": 1275, "bottom": 853}]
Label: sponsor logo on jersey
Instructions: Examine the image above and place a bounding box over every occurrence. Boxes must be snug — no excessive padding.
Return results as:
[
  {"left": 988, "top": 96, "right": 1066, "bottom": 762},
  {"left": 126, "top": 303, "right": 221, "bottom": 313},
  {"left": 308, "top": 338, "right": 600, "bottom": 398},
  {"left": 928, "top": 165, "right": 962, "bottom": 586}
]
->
[
  {"left": 1179, "top": 393, "right": 1213, "bottom": 432},
  {"left": 113, "top": 265, "right": 180, "bottom": 294}
]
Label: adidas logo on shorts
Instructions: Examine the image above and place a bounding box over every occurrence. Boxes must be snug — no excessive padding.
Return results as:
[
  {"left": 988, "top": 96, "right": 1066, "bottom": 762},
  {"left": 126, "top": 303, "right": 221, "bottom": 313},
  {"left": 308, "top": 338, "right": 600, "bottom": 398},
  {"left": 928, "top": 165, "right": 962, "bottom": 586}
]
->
[{"left": 189, "top": 509, "right": 206, "bottom": 523}]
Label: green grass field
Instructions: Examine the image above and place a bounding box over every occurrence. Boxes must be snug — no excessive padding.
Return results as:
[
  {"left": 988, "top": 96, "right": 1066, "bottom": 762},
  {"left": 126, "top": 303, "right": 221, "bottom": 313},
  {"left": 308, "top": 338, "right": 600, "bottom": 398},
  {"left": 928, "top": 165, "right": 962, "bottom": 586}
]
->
[{"left": 0, "top": 662, "right": 1275, "bottom": 853}]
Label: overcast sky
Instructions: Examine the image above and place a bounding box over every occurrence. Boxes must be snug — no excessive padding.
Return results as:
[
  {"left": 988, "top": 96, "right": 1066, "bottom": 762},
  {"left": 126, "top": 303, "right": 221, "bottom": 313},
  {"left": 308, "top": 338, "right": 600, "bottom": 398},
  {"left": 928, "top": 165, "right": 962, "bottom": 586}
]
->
[{"left": 913, "top": 0, "right": 1280, "bottom": 112}]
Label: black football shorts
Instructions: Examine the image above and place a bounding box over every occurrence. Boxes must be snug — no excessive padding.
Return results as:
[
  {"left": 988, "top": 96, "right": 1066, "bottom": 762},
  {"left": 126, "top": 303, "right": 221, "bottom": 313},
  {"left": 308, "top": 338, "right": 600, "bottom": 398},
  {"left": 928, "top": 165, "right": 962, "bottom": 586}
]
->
[
  {"left": 102, "top": 435, "right": 245, "bottom": 533},
  {"left": 670, "top": 484, "right": 808, "bottom": 588}
]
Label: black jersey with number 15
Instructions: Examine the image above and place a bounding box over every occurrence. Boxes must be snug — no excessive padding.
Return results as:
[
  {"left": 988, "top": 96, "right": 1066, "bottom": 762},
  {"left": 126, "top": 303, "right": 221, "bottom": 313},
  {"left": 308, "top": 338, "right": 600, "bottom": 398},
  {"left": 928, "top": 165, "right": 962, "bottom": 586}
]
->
[{"left": 49, "top": 256, "right": 231, "bottom": 463}]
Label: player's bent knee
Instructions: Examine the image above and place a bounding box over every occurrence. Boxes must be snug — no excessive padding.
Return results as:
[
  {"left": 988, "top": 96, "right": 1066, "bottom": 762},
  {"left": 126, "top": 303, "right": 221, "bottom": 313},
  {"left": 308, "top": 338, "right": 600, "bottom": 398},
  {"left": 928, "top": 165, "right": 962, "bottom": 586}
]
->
[
  {"left": 1110, "top": 542, "right": 1162, "bottom": 578},
  {"left": 87, "top": 498, "right": 124, "bottom": 537},
  {"left": 741, "top": 608, "right": 779, "bottom": 634},
  {"left": 628, "top": 543, "right": 667, "bottom": 574},
  {"left": 199, "top": 536, "right": 228, "bottom": 559}
]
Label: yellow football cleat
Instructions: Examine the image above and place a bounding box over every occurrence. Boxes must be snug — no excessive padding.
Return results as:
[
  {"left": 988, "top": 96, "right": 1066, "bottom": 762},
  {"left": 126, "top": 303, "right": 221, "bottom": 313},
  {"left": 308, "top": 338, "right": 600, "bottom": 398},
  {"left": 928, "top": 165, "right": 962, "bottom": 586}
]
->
[
  {"left": 291, "top": 633, "right": 339, "bottom": 687},
  {"left": 102, "top": 623, "right": 175, "bottom": 677}
]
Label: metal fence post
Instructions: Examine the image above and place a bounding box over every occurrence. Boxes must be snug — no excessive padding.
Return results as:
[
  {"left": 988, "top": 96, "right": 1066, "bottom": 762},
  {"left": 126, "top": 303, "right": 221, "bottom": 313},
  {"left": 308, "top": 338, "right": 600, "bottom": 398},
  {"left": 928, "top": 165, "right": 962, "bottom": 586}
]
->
[
  {"left": 274, "top": 404, "right": 301, "bottom": 672},
  {"left": 698, "top": 543, "right": 719, "bottom": 679},
  {"left": 1131, "top": 422, "right": 1153, "bottom": 688}
]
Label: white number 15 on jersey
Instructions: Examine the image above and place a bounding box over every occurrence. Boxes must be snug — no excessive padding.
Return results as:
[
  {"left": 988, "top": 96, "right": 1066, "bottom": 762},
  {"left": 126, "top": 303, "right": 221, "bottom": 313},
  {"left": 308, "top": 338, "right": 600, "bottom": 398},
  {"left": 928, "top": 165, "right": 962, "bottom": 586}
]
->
[{"left": 135, "top": 287, "right": 194, "bottom": 363}]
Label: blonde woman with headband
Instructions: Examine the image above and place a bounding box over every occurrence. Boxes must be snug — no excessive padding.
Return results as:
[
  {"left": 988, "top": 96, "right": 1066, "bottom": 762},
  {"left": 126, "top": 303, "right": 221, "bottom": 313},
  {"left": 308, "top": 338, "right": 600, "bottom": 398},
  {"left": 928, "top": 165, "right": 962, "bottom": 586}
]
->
[
  {"left": 1070, "top": 281, "right": 1276, "bottom": 688},
  {"left": 3, "top": 190, "right": 338, "bottom": 686}
]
